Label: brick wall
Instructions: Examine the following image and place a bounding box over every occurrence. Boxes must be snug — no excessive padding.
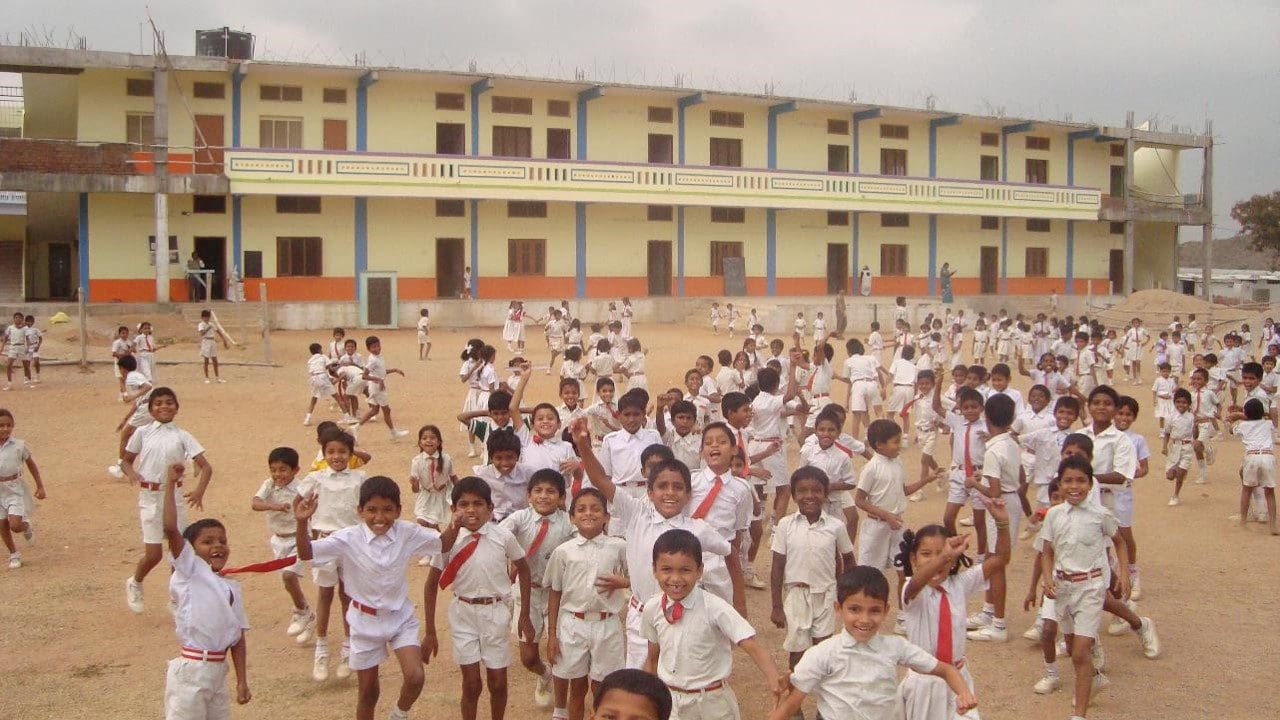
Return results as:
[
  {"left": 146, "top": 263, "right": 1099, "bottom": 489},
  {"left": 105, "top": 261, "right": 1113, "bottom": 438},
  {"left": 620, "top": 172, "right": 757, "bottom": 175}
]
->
[{"left": 0, "top": 138, "right": 135, "bottom": 175}]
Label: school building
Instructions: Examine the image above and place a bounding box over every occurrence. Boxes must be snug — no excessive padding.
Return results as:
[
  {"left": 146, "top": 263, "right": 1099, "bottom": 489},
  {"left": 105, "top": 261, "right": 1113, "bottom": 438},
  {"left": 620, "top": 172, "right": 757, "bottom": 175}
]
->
[{"left": 0, "top": 33, "right": 1214, "bottom": 315}]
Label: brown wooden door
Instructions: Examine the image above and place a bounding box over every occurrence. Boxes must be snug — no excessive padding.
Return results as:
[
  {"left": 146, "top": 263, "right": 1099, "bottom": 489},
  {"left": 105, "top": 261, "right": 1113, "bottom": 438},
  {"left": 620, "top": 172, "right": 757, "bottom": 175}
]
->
[
  {"left": 1109, "top": 249, "right": 1124, "bottom": 294},
  {"left": 48, "top": 243, "right": 72, "bottom": 299},
  {"left": 194, "top": 236, "right": 226, "bottom": 300},
  {"left": 193, "top": 114, "right": 224, "bottom": 173},
  {"left": 436, "top": 123, "right": 465, "bottom": 155},
  {"left": 980, "top": 246, "right": 999, "bottom": 294},
  {"left": 436, "top": 238, "right": 465, "bottom": 298},
  {"left": 323, "top": 119, "right": 348, "bottom": 151},
  {"left": 827, "top": 243, "right": 849, "bottom": 294},
  {"left": 647, "top": 241, "right": 672, "bottom": 296}
]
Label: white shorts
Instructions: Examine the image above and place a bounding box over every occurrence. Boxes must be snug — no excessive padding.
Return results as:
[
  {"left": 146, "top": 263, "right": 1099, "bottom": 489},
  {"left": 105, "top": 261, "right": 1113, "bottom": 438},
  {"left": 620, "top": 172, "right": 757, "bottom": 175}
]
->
[
  {"left": 899, "top": 666, "right": 979, "bottom": 720},
  {"left": 672, "top": 685, "right": 740, "bottom": 720},
  {"left": 417, "top": 331, "right": 428, "bottom": 344},
  {"left": 511, "top": 586, "right": 550, "bottom": 643},
  {"left": 367, "top": 388, "right": 389, "bottom": 407},
  {"left": 140, "top": 489, "right": 186, "bottom": 545},
  {"left": 549, "top": 337, "right": 565, "bottom": 352},
  {"left": 804, "top": 395, "right": 832, "bottom": 428},
  {"left": 1039, "top": 596, "right": 1057, "bottom": 623},
  {"left": 823, "top": 492, "right": 855, "bottom": 520},
  {"left": 309, "top": 376, "right": 335, "bottom": 399},
  {"left": 1104, "top": 488, "right": 1135, "bottom": 528},
  {"left": 1243, "top": 453, "right": 1276, "bottom": 489},
  {"left": 983, "top": 491, "right": 1024, "bottom": 539},
  {"left": 887, "top": 385, "right": 914, "bottom": 414},
  {"left": 754, "top": 446, "right": 789, "bottom": 489},
  {"left": 344, "top": 379, "right": 366, "bottom": 398},
  {"left": 165, "top": 657, "right": 229, "bottom": 720},
  {"left": 346, "top": 601, "right": 420, "bottom": 671},
  {"left": 311, "top": 536, "right": 341, "bottom": 587},
  {"left": 4, "top": 347, "right": 20, "bottom": 360},
  {"left": 449, "top": 596, "right": 513, "bottom": 669},
  {"left": 1034, "top": 482, "right": 1051, "bottom": 507},
  {"left": 624, "top": 597, "right": 647, "bottom": 669},
  {"left": 200, "top": 340, "right": 217, "bottom": 359},
  {"left": 552, "top": 610, "right": 625, "bottom": 682},
  {"left": 947, "top": 469, "right": 983, "bottom": 506},
  {"left": 269, "top": 533, "right": 302, "bottom": 576},
  {"left": 782, "top": 586, "right": 836, "bottom": 653},
  {"left": 1165, "top": 442, "right": 1192, "bottom": 472},
  {"left": 857, "top": 516, "right": 904, "bottom": 570},
  {"left": 0, "top": 479, "right": 27, "bottom": 517},
  {"left": 1054, "top": 577, "right": 1107, "bottom": 639},
  {"left": 917, "top": 429, "right": 937, "bottom": 457},
  {"left": 129, "top": 405, "right": 155, "bottom": 428},
  {"left": 849, "top": 379, "right": 881, "bottom": 413}
]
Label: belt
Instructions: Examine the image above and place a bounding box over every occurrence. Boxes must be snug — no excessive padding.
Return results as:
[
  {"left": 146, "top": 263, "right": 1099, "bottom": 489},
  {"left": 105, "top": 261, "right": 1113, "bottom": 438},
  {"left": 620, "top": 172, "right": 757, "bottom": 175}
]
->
[
  {"left": 631, "top": 372, "right": 645, "bottom": 376},
  {"left": 0, "top": 473, "right": 19, "bottom": 482},
  {"left": 668, "top": 680, "right": 726, "bottom": 694},
  {"left": 1055, "top": 568, "right": 1103, "bottom": 582},
  {"left": 1246, "top": 449, "right": 1274, "bottom": 455},
  {"left": 274, "top": 531, "right": 297, "bottom": 539},
  {"left": 755, "top": 436, "right": 781, "bottom": 443},
  {"left": 180, "top": 647, "right": 226, "bottom": 662},
  {"left": 894, "top": 383, "right": 914, "bottom": 387},
  {"left": 140, "top": 480, "right": 182, "bottom": 491},
  {"left": 570, "top": 611, "right": 615, "bottom": 620},
  {"left": 458, "top": 596, "right": 503, "bottom": 605},
  {"left": 629, "top": 595, "right": 644, "bottom": 610},
  {"left": 812, "top": 393, "right": 830, "bottom": 399},
  {"left": 351, "top": 599, "right": 380, "bottom": 615}
]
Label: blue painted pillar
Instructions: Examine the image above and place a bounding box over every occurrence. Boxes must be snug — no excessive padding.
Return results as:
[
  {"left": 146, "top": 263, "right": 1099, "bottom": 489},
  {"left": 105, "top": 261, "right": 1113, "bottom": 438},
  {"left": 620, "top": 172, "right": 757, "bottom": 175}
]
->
[
  {"left": 469, "top": 79, "right": 492, "bottom": 156},
  {"left": 230, "top": 66, "right": 244, "bottom": 147},
  {"left": 851, "top": 108, "right": 881, "bottom": 174},
  {"left": 999, "top": 122, "right": 1033, "bottom": 296},
  {"left": 354, "top": 72, "right": 378, "bottom": 303},
  {"left": 928, "top": 216, "right": 938, "bottom": 296},
  {"left": 575, "top": 86, "right": 603, "bottom": 160},
  {"left": 677, "top": 206, "right": 686, "bottom": 297},
  {"left": 78, "top": 193, "right": 89, "bottom": 300},
  {"left": 1000, "top": 219, "right": 1009, "bottom": 295},
  {"left": 676, "top": 93, "right": 704, "bottom": 166},
  {"left": 850, "top": 212, "right": 859, "bottom": 290},
  {"left": 469, "top": 200, "right": 480, "bottom": 298},
  {"left": 232, "top": 196, "right": 242, "bottom": 277},
  {"left": 575, "top": 203, "right": 587, "bottom": 298},
  {"left": 1064, "top": 128, "right": 1098, "bottom": 296},
  {"left": 1065, "top": 221, "right": 1075, "bottom": 295},
  {"left": 927, "top": 116, "right": 959, "bottom": 295},
  {"left": 766, "top": 102, "right": 797, "bottom": 296}
]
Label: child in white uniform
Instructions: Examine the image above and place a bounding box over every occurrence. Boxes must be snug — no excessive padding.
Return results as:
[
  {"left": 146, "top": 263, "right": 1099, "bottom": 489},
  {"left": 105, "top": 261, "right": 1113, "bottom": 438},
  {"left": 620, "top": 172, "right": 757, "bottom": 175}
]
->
[
  {"left": 303, "top": 343, "right": 342, "bottom": 426},
  {"left": 354, "top": 336, "right": 411, "bottom": 440},
  {"left": 416, "top": 308, "right": 432, "bottom": 360},
  {"left": 197, "top": 310, "right": 226, "bottom": 383},
  {"left": 1227, "top": 399, "right": 1277, "bottom": 533},
  {"left": 0, "top": 409, "right": 45, "bottom": 569},
  {"left": 410, "top": 425, "right": 457, "bottom": 538},
  {"left": 250, "top": 447, "right": 313, "bottom": 642},
  {"left": 134, "top": 321, "right": 158, "bottom": 381}
]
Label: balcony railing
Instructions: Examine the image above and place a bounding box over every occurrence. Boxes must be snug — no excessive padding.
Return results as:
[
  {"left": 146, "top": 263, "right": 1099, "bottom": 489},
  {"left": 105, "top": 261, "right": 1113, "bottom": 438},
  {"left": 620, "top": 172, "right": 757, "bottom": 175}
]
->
[{"left": 223, "top": 148, "right": 1103, "bottom": 220}]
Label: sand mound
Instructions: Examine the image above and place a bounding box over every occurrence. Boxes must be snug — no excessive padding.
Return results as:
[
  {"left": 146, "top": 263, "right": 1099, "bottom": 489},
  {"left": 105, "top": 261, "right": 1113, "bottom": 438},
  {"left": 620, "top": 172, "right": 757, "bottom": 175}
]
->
[{"left": 1095, "top": 288, "right": 1268, "bottom": 328}]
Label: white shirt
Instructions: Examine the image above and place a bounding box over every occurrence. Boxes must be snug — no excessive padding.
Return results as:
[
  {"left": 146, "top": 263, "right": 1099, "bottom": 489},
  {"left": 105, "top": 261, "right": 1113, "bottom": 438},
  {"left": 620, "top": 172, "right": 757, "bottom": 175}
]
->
[
  {"left": 297, "top": 467, "right": 367, "bottom": 533},
  {"left": 980, "top": 432, "right": 1022, "bottom": 493},
  {"left": 306, "top": 353, "right": 329, "bottom": 376},
  {"left": 663, "top": 428, "right": 703, "bottom": 472},
  {"left": 311, "top": 520, "right": 442, "bottom": 610},
  {"left": 640, "top": 586, "right": 754, "bottom": 688},
  {"left": 750, "top": 391, "right": 786, "bottom": 440},
  {"left": 687, "top": 468, "right": 752, "bottom": 540},
  {"left": 1124, "top": 429, "right": 1151, "bottom": 463},
  {"left": 126, "top": 422, "right": 205, "bottom": 488},
  {"left": 255, "top": 479, "right": 300, "bottom": 536},
  {"left": 431, "top": 521, "right": 526, "bottom": 599},
  {"left": 365, "top": 353, "right": 388, "bottom": 389},
  {"left": 1189, "top": 386, "right": 1218, "bottom": 421},
  {"left": 111, "top": 337, "right": 133, "bottom": 357},
  {"left": 0, "top": 437, "right": 30, "bottom": 480},
  {"left": 170, "top": 542, "right": 249, "bottom": 652},
  {"left": 556, "top": 402, "right": 587, "bottom": 428},
  {"left": 857, "top": 453, "right": 907, "bottom": 515},
  {"left": 124, "top": 370, "right": 153, "bottom": 407},
  {"left": 800, "top": 442, "right": 856, "bottom": 491},
  {"left": 499, "top": 507, "right": 575, "bottom": 585},
  {"left": 867, "top": 330, "right": 884, "bottom": 353},
  {"left": 1234, "top": 419, "right": 1273, "bottom": 453},
  {"left": 1151, "top": 376, "right": 1177, "bottom": 400},
  {"left": 543, "top": 533, "right": 629, "bottom": 614},
  {"left": 1038, "top": 501, "right": 1118, "bottom": 574},
  {"left": 609, "top": 491, "right": 730, "bottom": 605},
  {"left": 410, "top": 451, "right": 454, "bottom": 492},
  {"left": 770, "top": 512, "right": 854, "bottom": 592},
  {"left": 1163, "top": 410, "right": 1195, "bottom": 442},
  {"left": 901, "top": 566, "right": 986, "bottom": 667},
  {"left": 944, "top": 414, "right": 987, "bottom": 472},
  {"left": 516, "top": 428, "right": 577, "bottom": 477},
  {"left": 1082, "top": 424, "right": 1137, "bottom": 486},
  {"left": 888, "top": 358, "right": 916, "bottom": 386},
  {"left": 134, "top": 332, "right": 156, "bottom": 354},
  {"left": 599, "top": 427, "right": 663, "bottom": 487},
  {"left": 789, "top": 632, "right": 938, "bottom": 720},
  {"left": 1020, "top": 426, "right": 1070, "bottom": 483},
  {"left": 197, "top": 321, "right": 214, "bottom": 343},
  {"left": 843, "top": 355, "right": 880, "bottom": 382},
  {"left": 473, "top": 463, "right": 532, "bottom": 520}
]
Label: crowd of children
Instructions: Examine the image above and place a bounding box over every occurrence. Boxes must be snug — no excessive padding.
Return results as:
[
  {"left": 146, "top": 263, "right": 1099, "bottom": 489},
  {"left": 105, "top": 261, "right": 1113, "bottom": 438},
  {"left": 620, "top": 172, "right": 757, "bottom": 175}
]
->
[{"left": 10, "top": 297, "right": 1280, "bottom": 720}]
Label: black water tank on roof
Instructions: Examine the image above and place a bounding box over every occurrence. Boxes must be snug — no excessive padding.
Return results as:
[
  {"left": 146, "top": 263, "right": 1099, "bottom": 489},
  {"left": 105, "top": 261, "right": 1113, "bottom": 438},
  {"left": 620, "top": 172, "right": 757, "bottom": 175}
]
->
[{"left": 195, "top": 27, "right": 254, "bottom": 60}]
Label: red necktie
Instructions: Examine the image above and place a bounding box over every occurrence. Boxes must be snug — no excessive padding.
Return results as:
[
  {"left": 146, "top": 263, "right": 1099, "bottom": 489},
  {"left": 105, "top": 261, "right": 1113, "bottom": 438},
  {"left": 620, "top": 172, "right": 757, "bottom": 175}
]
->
[
  {"left": 570, "top": 470, "right": 583, "bottom": 499},
  {"left": 692, "top": 477, "right": 724, "bottom": 519},
  {"left": 662, "top": 594, "right": 683, "bottom": 624},
  {"left": 900, "top": 394, "right": 919, "bottom": 419},
  {"left": 833, "top": 441, "right": 854, "bottom": 458},
  {"left": 737, "top": 430, "right": 751, "bottom": 474},
  {"left": 936, "top": 589, "right": 954, "bottom": 665},
  {"left": 526, "top": 517, "right": 551, "bottom": 557},
  {"left": 439, "top": 533, "right": 482, "bottom": 589},
  {"left": 428, "top": 456, "right": 437, "bottom": 489},
  {"left": 533, "top": 434, "right": 545, "bottom": 444},
  {"left": 219, "top": 556, "right": 298, "bottom": 576},
  {"left": 806, "top": 366, "right": 817, "bottom": 391},
  {"left": 963, "top": 423, "right": 974, "bottom": 477}
]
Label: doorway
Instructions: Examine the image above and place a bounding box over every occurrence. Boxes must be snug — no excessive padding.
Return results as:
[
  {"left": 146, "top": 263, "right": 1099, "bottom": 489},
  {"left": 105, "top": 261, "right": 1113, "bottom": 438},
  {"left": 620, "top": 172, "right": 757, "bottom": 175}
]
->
[
  {"left": 48, "top": 243, "right": 72, "bottom": 299},
  {"left": 435, "top": 238, "right": 465, "bottom": 298},
  {"left": 647, "top": 241, "right": 672, "bottom": 296},
  {"left": 359, "top": 272, "right": 398, "bottom": 328},
  {"left": 826, "top": 243, "right": 849, "bottom": 294},
  {"left": 193, "top": 115, "right": 225, "bottom": 173},
  {"left": 194, "top": 236, "right": 226, "bottom": 300},
  {"left": 1109, "top": 249, "right": 1125, "bottom": 294},
  {"left": 980, "top": 246, "right": 999, "bottom": 294}
]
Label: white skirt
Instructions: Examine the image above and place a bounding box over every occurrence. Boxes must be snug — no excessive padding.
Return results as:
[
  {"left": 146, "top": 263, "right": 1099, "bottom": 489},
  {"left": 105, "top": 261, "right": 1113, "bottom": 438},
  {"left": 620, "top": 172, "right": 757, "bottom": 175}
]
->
[{"left": 502, "top": 320, "right": 525, "bottom": 343}]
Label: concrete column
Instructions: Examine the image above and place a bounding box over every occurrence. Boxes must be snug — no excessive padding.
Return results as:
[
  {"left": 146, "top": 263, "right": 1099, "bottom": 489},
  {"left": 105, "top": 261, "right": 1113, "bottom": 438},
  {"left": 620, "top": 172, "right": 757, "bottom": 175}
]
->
[
  {"left": 152, "top": 66, "right": 170, "bottom": 302},
  {"left": 1201, "top": 124, "right": 1214, "bottom": 301},
  {"left": 1123, "top": 134, "right": 1135, "bottom": 295},
  {"left": 1123, "top": 220, "right": 1135, "bottom": 295}
]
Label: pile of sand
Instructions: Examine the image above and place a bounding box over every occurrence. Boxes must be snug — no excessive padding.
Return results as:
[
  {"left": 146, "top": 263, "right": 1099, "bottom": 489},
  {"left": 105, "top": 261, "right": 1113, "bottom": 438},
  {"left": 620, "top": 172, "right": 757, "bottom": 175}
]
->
[{"left": 1094, "top": 288, "right": 1268, "bottom": 328}]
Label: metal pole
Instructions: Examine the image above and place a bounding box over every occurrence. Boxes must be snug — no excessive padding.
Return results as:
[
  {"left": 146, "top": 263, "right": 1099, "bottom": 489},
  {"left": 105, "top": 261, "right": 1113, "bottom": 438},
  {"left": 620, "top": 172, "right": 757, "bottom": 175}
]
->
[
  {"left": 260, "top": 282, "right": 271, "bottom": 365},
  {"left": 153, "top": 66, "right": 170, "bottom": 302},
  {"left": 1123, "top": 115, "right": 1135, "bottom": 296},
  {"left": 1201, "top": 120, "right": 1214, "bottom": 302},
  {"left": 78, "top": 287, "right": 88, "bottom": 371}
]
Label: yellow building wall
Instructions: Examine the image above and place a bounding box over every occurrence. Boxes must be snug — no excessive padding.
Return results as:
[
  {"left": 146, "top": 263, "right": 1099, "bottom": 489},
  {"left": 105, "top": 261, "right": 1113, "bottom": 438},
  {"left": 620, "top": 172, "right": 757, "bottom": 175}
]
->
[
  {"left": 854, "top": 117, "right": 928, "bottom": 176},
  {"left": 1003, "top": 128, "right": 1068, "bottom": 185},
  {"left": 475, "top": 84, "right": 578, "bottom": 158},
  {"left": 242, "top": 70, "right": 356, "bottom": 151},
  {"left": 858, "top": 212, "right": 929, "bottom": 276},
  {"left": 584, "top": 204, "right": 668, "bottom": 277},
  {"left": 1134, "top": 221, "right": 1177, "bottom": 291},
  {"left": 22, "top": 192, "right": 80, "bottom": 299},
  {"left": 368, "top": 76, "right": 469, "bottom": 154},
  {"left": 1073, "top": 140, "right": 1118, "bottom": 192},
  {"left": 86, "top": 193, "right": 233, "bottom": 278},
  {"left": 681, "top": 101, "right": 767, "bottom": 168},
  {"left": 585, "top": 93, "right": 666, "bottom": 163},
  {"left": 471, "top": 199, "right": 575, "bottom": 297},
  {"left": 77, "top": 69, "right": 156, "bottom": 143},
  {"left": 776, "top": 210, "right": 848, "bottom": 277},
  {"left": 683, "top": 207, "right": 766, "bottom": 283},
  {"left": 1134, "top": 148, "right": 1182, "bottom": 196},
  {"left": 1005, "top": 219, "right": 1067, "bottom": 278},
  {"left": 935, "top": 215, "right": 1001, "bottom": 277},
  {"left": 775, "top": 110, "right": 848, "bottom": 173},
  {"left": 1072, "top": 221, "right": 1124, "bottom": 287},
  {"left": 240, "top": 194, "right": 355, "bottom": 275},
  {"left": 934, "top": 125, "right": 992, "bottom": 181}
]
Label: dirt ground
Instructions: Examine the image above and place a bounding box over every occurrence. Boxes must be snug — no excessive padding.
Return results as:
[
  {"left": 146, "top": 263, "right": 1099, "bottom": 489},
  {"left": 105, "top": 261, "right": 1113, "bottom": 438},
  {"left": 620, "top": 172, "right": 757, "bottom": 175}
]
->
[{"left": 2, "top": 317, "right": 1278, "bottom": 720}]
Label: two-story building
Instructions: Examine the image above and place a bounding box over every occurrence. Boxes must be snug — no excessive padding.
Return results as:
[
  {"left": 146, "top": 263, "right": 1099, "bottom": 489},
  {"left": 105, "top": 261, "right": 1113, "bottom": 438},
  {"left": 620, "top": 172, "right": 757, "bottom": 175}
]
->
[{"left": 0, "top": 33, "right": 1212, "bottom": 310}]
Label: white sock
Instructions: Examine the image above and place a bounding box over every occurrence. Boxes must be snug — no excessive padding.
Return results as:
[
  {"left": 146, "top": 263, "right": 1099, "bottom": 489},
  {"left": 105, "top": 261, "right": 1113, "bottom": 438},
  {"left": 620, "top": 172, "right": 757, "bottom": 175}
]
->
[
  {"left": 314, "top": 637, "right": 328, "bottom": 656},
  {"left": 994, "top": 617, "right": 1007, "bottom": 630},
  {"left": 1044, "top": 661, "right": 1059, "bottom": 677},
  {"left": 552, "top": 709, "right": 569, "bottom": 720},
  {"left": 982, "top": 602, "right": 995, "bottom": 616}
]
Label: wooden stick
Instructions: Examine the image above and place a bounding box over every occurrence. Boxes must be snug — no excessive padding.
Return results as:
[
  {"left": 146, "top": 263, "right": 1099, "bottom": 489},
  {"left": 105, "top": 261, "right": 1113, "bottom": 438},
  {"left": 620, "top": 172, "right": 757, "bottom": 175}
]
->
[{"left": 209, "top": 310, "right": 238, "bottom": 347}]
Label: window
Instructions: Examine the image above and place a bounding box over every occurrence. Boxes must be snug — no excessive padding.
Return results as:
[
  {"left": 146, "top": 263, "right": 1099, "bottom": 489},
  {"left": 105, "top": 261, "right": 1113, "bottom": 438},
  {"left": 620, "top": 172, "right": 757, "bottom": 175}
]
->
[
  {"left": 436, "top": 123, "right": 465, "bottom": 155},
  {"left": 192, "top": 195, "right": 227, "bottom": 214},
  {"left": 1025, "top": 158, "right": 1048, "bottom": 184},
  {"left": 322, "top": 88, "right": 347, "bottom": 104},
  {"left": 1110, "top": 143, "right": 1125, "bottom": 158},
  {"left": 648, "top": 134, "right": 673, "bottom": 164},
  {"left": 546, "top": 128, "right": 571, "bottom": 159},
  {"left": 147, "top": 235, "right": 179, "bottom": 265},
  {"left": 547, "top": 100, "right": 571, "bottom": 117},
  {"left": 436, "top": 199, "right": 466, "bottom": 217},
  {"left": 493, "top": 126, "right": 533, "bottom": 157},
  {"left": 648, "top": 106, "right": 674, "bottom": 123},
  {"left": 880, "top": 244, "right": 908, "bottom": 276},
  {"left": 126, "top": 78, "right": 154, "bottom": 97},
  {"left": 1110, "top": 221, "right": 1126, "bottom": 235},
  {"left": 508, "top": 201, "right": 547, "bottom": 218},
  {"left": 1025, "top": 247, "right": 1048, "bottom": 277},
  {"left": 126, "top": 113, "right": 155, "bottom": 146},
  {"left": 0, "top": 128, "right": 17, "bottom": 139},
  {"left": 709, "top": 241, "right": 743, "bottom": 276},
  {"left": 880, "top": 124, "right": 909, "bottom": 140},
  {"left": 711, "top": 207, "right": 745, "bottom": 223},
  {"left": 980, "top": 155, "right": 999, "bottom": 181},
  {"left": 880, "top": 148, "right": 907, "bottom": 176},
  {"left": 709, "top": 138, "right": 743, "bottom": 167},
  {"left": 322, "top": 119, "right": 347, "bottom": 151},
  {"left": 260, "top": 117, "right": 303, "bottom": 148},
  {"left": 492, "top": 96, "right": 533, "bottom": 114},
  {"left": 276, "top": 237, "right": 323, "bottom": 277},
  {"left": 980, "top": 132, "right": 999, "bottom": 147},
  {"left": 827, "top": 118, "right": 850, "bottom": 135},
  {"left": 647, "top": 205, "right": 673, "bottom": 222},
  {"left": 1026, "top": 218, "right": 1051, "bottom": 232},
  {"left": 276, "top": 196, "right": 321, "bottom": 214},
  {"left": 260, "top": 85, "right": 302, "bottom": 102},
  {"left": 827, "top": 144, "right": 850, "bottom": 172},
  {"left": 436, "top": 93, "right": 465, "bottom": 110},
  {"left": 242, "top": 250, "right": 263, "bottom": 279},
  {"left": 709, "top": 110, "right": 745, "bottom": 128},
  {"left": 1026, "top": 136, "right": 1050, "bottom": 151},
  {"left": 980, "top": 216, "right": 999, "bottom": 230},
  {"left": 193, "top": 82, "right": 225, "bottom": 99},
  {"left": 827, "top": 211, "right": 850, "bottom": 227},
  {"left": 1110, "top": 165, "right": 1125, "bottom": 197},
  {"left": 881, "top": 213, "right": 909, "bottom": 228},
  {"left": 508, "top": 239, "right": 546, "bottom": 276}
]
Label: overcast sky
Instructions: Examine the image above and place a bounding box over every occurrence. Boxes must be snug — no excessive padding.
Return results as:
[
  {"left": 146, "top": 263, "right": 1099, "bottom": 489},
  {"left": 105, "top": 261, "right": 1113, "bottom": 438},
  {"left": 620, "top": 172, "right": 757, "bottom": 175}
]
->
[{"left": 7, "top": 0, "right": 1277, "bottom": 237}]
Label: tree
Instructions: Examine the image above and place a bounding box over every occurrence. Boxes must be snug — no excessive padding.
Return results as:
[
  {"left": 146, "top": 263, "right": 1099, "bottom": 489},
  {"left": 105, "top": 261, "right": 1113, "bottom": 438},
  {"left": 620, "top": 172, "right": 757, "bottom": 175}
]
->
[{"left": 1231, "top": 191, "right": 1280, "bottom": 257}]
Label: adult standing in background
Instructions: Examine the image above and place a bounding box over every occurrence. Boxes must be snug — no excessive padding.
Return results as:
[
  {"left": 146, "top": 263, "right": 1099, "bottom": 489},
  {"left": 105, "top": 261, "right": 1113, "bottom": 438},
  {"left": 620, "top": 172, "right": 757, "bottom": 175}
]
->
[
  {"left": 185, "top": 251, "right": 204, "bottom": 302},
  {"left": 858, "top": 265, "right": 873, "bottom": 296},
  {"left": 939, "top": 262, "right": 956, "bottom": 304}
]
